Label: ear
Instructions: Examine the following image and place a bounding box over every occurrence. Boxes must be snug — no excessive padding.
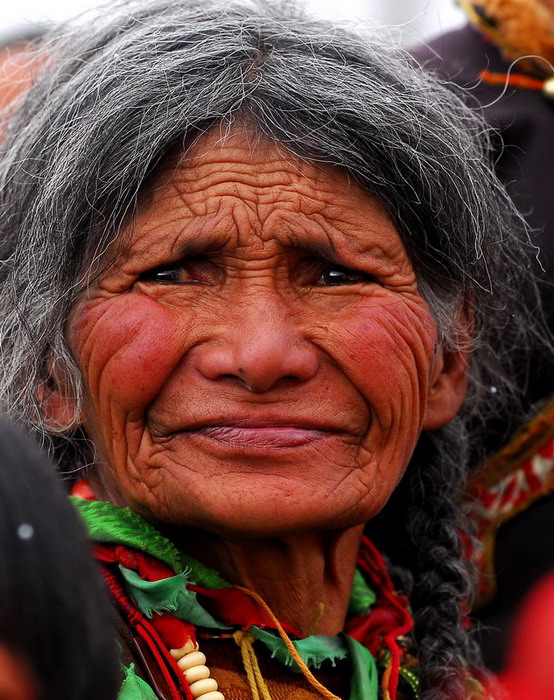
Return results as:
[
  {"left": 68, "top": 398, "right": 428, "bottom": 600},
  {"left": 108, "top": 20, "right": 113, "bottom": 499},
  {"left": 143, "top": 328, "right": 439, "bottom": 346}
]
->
[
  {"left": 422, "top": 344, "right": 470, "bottom": 431},
  {"left": 36, "top": 355, "right": 82, "bottom": 432}
]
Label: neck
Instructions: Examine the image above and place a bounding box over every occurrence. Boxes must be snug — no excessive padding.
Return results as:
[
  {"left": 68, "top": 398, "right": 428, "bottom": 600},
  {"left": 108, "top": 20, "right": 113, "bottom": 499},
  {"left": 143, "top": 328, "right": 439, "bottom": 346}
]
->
[{"left": 166, "top": 525, "right": 365, "bottom": 637}]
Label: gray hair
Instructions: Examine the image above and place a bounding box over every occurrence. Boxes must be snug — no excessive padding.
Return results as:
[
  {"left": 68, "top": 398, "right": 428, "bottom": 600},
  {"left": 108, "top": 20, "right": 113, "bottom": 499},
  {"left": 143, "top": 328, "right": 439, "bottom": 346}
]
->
[{"left": 0, "top": 0, "right": 547, "bottom": 696}]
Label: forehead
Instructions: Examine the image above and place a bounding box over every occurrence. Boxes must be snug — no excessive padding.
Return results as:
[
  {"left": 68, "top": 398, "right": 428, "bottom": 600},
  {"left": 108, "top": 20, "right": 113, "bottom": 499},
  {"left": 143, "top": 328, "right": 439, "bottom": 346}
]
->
[{"left": 124, "top": 126, "right": 406, "bottom": 263}]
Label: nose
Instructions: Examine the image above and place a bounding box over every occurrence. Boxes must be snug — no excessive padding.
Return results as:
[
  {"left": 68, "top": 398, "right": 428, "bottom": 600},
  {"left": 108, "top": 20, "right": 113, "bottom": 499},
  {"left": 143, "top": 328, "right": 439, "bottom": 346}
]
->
[{"left": 195, "top": 292, "right": 319, "bottom": 393}]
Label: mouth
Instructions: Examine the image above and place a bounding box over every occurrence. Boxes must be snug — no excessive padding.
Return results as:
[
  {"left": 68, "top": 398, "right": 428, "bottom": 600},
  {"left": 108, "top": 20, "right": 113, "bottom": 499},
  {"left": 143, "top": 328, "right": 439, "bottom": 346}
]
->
[
  {"left": 154, "top": 417, "right": 352, "bottom": 451},
  {"left": 192, "top": 425, "right": 338, "bottom": 448}
]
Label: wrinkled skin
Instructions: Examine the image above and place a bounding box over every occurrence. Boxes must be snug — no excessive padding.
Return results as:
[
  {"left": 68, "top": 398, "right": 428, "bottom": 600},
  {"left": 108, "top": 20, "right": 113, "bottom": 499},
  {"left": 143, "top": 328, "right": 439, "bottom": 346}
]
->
[{"left": 62, "top": 128, "right": 466, "bottom": 538}]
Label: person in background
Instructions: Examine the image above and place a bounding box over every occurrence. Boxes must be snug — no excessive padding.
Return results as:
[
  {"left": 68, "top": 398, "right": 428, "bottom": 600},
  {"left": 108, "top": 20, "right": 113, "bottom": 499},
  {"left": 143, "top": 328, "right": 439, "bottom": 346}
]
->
[
  {"left": 0, "top": 27, "right": 44, "bottom": 115},
  {"left": 412, "top": 0, "right": 554, "bottom": 672},
  {"left": 0, "top": 416, "right": 121, "bottom": 700}
]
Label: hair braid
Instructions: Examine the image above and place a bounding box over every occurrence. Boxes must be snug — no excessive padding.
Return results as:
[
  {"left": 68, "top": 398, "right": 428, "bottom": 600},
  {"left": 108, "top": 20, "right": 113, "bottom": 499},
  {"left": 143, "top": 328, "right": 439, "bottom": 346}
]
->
[
  {"left": 367, "top": 418, "right": 478, "bottom": 697},
  {"left": 407, "top": 421, "right": 474, "bottom": 699}
]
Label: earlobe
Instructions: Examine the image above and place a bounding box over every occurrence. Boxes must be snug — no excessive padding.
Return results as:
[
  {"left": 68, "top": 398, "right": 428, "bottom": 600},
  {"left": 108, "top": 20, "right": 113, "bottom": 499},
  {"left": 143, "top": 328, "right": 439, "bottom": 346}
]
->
[
  {"left": 37, "top": 356, "right": 81, "bottom": 432},
  {"left": 422, "top": 345, "right": 470, "bottom": 431}
]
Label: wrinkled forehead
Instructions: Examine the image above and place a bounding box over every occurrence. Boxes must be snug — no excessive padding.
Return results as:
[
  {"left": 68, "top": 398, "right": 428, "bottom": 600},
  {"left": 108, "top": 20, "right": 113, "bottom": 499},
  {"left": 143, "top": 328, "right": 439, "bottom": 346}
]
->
[{"left": 122, "top": 125, "right": 405, "bottom": 262}]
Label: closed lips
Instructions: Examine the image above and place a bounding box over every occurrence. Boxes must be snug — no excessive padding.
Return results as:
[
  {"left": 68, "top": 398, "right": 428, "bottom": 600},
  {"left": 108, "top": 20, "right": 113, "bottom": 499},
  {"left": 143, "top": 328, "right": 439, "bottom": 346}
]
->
[{"left": 193, "top": 425, "right": 340, "bottom": 447}]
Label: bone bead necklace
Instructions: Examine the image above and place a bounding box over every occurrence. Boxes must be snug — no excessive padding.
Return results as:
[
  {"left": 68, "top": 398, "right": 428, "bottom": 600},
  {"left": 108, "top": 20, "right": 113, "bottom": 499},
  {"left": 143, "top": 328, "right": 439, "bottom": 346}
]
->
[{"left": 170, "top": 640, "right": 224, "bottom": 700}]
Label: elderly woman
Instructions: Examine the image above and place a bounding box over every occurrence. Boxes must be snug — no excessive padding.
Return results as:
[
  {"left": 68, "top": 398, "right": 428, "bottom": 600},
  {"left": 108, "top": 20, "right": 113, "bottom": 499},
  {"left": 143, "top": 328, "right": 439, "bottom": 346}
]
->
[{"left": 0, "top": 1, "right": 545, "bottom": 699}]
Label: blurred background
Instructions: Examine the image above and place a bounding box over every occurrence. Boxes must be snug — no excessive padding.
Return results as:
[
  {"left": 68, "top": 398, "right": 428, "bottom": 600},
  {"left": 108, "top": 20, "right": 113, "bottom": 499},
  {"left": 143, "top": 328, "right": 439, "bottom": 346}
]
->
[{"left": 0, "top": 0, "right": 466, "bottom": 46}]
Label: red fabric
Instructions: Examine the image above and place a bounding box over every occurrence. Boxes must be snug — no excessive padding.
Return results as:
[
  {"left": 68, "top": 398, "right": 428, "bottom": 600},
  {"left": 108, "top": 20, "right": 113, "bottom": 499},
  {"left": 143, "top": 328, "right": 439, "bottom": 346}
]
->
[
  {"left": 95, "top": 542, "right": 301, "bottom": 637},
  {"left": 71, "top": 479, "right": 96, "bottom": 500},
  {"left": 346, "top": 536, "right": 414, "bottom": 700},
  {"left": 100, "top": 562, "right": 193, "bottom": 700},
  {"left": 95, "top": 544, "right": 197, "bottom": 650},
  {"left": 111, "top": 546, "right": 178, "bottom": 582},
  {"left": 188, "top": 584, "right": 299, "bottom": 636},
  {"left": 346, "top": 608, "right": 404, "bottom": 656},
  {"left": 495, "top": 573, "right": 554, "bottom": 700},
  {"left": 150, "top": 612, "right": 196, "bottom": 650},
  {"left": 98, "top": 533, "right": 413, "bottom": 699},
  {"left": 80, "top": 481, "right": 413, "bottom": 700}
]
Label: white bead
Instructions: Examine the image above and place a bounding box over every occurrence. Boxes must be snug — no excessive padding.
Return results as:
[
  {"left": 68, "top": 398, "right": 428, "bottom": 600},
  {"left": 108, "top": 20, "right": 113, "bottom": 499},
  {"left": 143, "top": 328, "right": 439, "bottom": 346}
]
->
[
  {"left": 170, "top": 640, "right": 198, "bottom": 659},
  {"left": 184, "top": 664, "right": 210, "bottom": 683},
  {"left": 189, "top": 677, "right": 219, "bottom": 697},
  {"left": 196, "top": 693, "right": 224, "bottom": 700},
  {"left": 170, "top": 648, "right": 187, "bottom": 661},
  {"left": 177, "top": 651, "right": 207, "bottom": 671}
]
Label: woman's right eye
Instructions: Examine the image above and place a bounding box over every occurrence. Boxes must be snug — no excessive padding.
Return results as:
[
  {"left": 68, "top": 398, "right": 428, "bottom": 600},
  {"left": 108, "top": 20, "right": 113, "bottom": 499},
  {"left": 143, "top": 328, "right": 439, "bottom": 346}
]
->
[
  {"left": 138, "top": 257, "right": 215, "bottom": 285},
  {"left": 139, "top": 264, "right": 190, "bottom": 284}
]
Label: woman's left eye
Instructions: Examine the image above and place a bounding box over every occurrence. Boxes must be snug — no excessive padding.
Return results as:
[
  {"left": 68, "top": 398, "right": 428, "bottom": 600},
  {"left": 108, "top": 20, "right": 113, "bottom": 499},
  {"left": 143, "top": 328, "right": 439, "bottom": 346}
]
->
[{"left": 315, "top": 265, "right": 376, "bottom": 286}]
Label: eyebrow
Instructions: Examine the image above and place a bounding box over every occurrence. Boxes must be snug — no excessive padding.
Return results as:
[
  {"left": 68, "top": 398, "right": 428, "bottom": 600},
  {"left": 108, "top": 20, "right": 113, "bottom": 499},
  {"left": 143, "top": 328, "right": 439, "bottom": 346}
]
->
[
  {"left": 172, "top": 235, "right": 229, "bottom": 258},
  {"left": 277, "top": 232, "right": 339, "bottom": 261},
  {"left": 167, "top": 229, "right": 340, "bottom": 262}
]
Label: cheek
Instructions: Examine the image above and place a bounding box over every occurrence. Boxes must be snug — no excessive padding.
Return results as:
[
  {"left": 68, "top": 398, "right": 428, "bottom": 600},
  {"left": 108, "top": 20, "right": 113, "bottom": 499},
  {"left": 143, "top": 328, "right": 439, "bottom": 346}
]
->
[
  {"left": 332, "top": 301, "right": 437, "bottom": 397},
  {"left": 69, "top": 295, "right": 190, "bottom": 414},
  {"left": 323, "top": 300, "right": 437, "bottom": 486}
]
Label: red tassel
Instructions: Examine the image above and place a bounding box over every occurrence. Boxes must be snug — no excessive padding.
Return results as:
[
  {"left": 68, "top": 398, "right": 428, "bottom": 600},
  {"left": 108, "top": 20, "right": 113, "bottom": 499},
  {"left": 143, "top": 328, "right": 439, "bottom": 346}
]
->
[
  {"left": 100, "top": 563, "right": 193, "bottom": 700},
  {"left": 348, "top": 537, "right": 414, "bottom": 700},
  {"left": 150, "top": 612, "right": 196, "bottom": 650}
]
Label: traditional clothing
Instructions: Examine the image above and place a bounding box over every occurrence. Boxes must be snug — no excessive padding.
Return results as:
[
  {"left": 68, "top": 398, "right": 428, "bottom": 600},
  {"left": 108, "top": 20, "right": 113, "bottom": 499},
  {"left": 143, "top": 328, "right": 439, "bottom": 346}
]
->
[{"left": 70, "top": 486, "right": 488, "bottom": 700}]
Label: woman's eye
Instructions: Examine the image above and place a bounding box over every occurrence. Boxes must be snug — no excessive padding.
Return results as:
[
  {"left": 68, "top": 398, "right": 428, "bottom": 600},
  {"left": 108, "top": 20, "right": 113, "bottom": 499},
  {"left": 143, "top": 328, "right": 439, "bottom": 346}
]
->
[
  {"left": 138, "top": 258, "right": 214, "bottom": 285},
  {"left": 316, "top": 266, "right": 375, "bottom": 286},
  {"left": 138, "top": 264, "right": 193, "bottom": 284}
]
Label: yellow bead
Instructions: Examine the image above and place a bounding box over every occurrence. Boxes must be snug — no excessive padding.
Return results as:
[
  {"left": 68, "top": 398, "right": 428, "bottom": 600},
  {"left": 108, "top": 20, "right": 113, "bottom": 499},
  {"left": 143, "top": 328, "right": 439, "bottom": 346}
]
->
[
  {"left": 170, "top": 640, "right": 198, "bottom": 659},
  {"left": 184, "top": 640, "right": 199, "bottom": 653},
  {"left": 177, "top": 651, "right": 207, "bottom": 671},
  {"left": 542, "top": 76, "right": 554, "bottom": 99},
  {"left": 189, "top": 678, "right": 219, "bottom": 697},
  {"left": 184, "top": 664, "right": 210, "bottom": 683},
  {"left": 197, "top": 692, "right": 224, "bottom": 700}
]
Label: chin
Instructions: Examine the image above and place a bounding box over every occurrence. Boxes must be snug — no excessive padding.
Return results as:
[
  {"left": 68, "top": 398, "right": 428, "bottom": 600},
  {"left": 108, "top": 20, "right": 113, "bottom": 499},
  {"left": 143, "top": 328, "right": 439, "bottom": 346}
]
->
[{"left": 150, "top": 491, "right": 369, "bottom": 539}]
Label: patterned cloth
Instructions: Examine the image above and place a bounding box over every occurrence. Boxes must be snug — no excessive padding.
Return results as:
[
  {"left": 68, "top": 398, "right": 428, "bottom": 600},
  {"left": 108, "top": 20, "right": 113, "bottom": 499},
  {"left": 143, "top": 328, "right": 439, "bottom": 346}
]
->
[{"left": 464, "top": 398, "right": 554, "bottom": 605}]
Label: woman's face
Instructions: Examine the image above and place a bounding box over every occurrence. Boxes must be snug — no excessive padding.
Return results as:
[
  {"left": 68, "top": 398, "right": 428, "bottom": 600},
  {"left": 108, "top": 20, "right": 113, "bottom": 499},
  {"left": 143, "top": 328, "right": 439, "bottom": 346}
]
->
[{"left": 64, "top": 128, "right": 466, "bottom": 537}]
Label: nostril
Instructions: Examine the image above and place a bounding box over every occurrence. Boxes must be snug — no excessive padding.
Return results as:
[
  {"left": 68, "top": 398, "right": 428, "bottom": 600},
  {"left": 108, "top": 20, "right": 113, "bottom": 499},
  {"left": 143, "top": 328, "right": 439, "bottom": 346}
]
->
[{"left": 195, "top": 336, "right": 319, "bottom": 391}]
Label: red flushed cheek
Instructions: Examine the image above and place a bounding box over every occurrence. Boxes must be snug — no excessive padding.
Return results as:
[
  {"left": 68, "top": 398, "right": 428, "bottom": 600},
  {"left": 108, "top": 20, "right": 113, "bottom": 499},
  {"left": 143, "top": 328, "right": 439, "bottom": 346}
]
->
[
  {"left": 323, "top": 301, "right": 438, "bottom": 440},
  {"left": 335, "top": 302, "right": 436, "bottom": 373},
  {"left": 69, "top": 294, "right": 191, "bottom": 412}
]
